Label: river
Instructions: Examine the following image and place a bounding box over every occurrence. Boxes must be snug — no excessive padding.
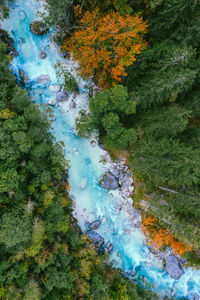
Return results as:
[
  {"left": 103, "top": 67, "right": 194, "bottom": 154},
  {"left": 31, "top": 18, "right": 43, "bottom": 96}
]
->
[{"left": 1, "top": 0, "right": 200, "bottom": 298}]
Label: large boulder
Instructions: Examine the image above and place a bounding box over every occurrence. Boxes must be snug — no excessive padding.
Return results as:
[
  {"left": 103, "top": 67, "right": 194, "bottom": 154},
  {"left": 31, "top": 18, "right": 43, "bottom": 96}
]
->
[
  {"left": 19, "top": 69, "right": 30, "bottom": 84},
  {"left": 165, "top": 255, "right": 184, "bottom": 280},
  {"left": 87, "top": 231, "right": 104, "bottom": 252},
  {"left": 99, "top": 172, "right": 119, "bottom": 190},
  {"left": 0, "top": 29, "right": 19, "bottom": 57},
  {"left": 88, "top": 220, "right": 101, "bottom": 230},
  {"left": 36, "top": 74, "right": 50, "bottom": 84},
  {"left": 56, "top": 91, "right": 69, "bottom": 102},
  {"left": 30, "top": 21, "right": 49, "bottom": 35},
  {"left": 194, "top": 293, "right": 200, "bottom": 300}
]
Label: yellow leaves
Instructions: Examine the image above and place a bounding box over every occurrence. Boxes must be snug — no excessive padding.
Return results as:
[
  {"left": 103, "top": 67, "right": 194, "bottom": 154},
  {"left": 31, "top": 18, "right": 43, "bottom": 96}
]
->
[
  {"left": 63, "top": 8, "right": 148, "bottom": 89},
  {"left": 43, "top": 189, "right": 55, "bottom": 207},
  {"left": 142, "top": 216, "right": 192, "bottom": 255},
  {"left": 24, "top": 218, "right": 46, "bottom": 257},
  {"left": 0, "top": 108, "right": 16, "bottom": 119}
]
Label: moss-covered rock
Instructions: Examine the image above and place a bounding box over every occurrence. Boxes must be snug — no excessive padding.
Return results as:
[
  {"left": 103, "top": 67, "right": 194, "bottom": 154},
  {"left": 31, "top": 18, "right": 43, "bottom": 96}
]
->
[
  {"left": 0, "top": 29, "right": 19, "bottom": 57},
  {"left": 30, "top": 21, "right": 49, "bottom": 35}
]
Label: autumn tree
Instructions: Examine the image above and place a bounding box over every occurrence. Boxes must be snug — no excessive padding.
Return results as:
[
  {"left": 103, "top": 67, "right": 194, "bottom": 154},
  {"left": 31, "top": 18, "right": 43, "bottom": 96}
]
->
[{"left": 63, "top": 8, "right": 147, "bottom": 88}]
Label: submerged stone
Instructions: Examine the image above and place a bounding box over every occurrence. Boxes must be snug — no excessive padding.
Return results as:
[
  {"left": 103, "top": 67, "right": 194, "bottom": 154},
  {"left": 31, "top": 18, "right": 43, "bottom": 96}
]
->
[
  {"left": 165, "top": 255, "right": 184, "bottom": 280},
  {"left": 79, "top": 177, "right": 88, "bottom": 189},
  {"left": 56, "top": 91, "right": 69, "bottom": 102},
  {"left": 69, "top": 100, "right": 76, "bottom": 109},
  {"left": 30, "top": 21, "right": 49, "bottom": 35},
  {"left": 36, "top": 74, "right": 50, "bottom": 84},
  {"left": 19, "top": 37, "right": 25, "bottom": 44},
  {"left": 99, "top": 172, "right": 119, "bottom": 190},
  {"left": 19, "top": 69, "right": 30, "bottom": 84},
  {"left": 39, "top": 50, "right": 47, "bottom": 59},
  {"left": 194, "top": 293, "right": 200, "bottom": 300},
  {"left": 87, "top": 231, "right": 104, "bottom": 252},
  {"left": 19, "top": 10, "right": 26, "bottom": 20}
]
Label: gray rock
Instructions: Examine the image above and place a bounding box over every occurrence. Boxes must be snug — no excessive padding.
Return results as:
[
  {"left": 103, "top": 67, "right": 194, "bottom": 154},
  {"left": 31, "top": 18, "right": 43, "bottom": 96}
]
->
[
  {"left": 111, "top": 166, "right": 120, "bottom": 178},
  {"left": 56, "top": 91, "right": 69, "bottom": 102},
  {"left": 121, "top": 271, "right": 129, "bottom": 279},
  {"left": 87, "top": 231, "right": 104, "bottom": 252},
  {"left": 19, "top": 69, "right": 30, "bottom": 84},
  {"left": 133, "top": 209, "right": 142, "bottom": 227},
  {"left": 36, "top": 74, "right": 50, "bottom": 84},
  {"left": 99, "top": 172, "right": 119, "bottom": 190},
  {"left": 69, "top": 100, "right": 76, "bottom": 109},
  {"left": 104, "top": 241, "right": 113, "bottom": 253},
  {"left": 39, "top": 51, "right": 47, "bottom": 59},
  {"left": 165, "top": 255, "right": 184, "bottom": 280},
  {"left": 194, "top": 293, "right": 200, "bottom": 300},
  {"left": 88, "top": 220, "right": 101, "bottom": 230},
  {"left": 30, "top": 21, "right": 49, "bottom": 35}
]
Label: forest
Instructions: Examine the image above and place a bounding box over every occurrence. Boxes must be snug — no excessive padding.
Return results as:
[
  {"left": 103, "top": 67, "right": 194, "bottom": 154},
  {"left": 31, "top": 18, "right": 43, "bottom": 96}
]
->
[{"left": 0, "top": 0, "right": 200, "bottom": 299}]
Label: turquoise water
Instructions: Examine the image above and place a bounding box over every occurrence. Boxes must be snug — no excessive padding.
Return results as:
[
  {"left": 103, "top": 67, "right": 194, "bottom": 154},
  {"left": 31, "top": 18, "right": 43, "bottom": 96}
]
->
[{"left": 2, "top": 1, "right": 200, "bottom": 298}]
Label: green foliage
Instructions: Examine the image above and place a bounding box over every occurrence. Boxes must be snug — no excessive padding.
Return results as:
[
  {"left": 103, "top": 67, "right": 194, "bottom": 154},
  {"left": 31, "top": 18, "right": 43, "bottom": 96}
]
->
[{"left": 1, "top": 210, "right": 32, "bottom": 248}]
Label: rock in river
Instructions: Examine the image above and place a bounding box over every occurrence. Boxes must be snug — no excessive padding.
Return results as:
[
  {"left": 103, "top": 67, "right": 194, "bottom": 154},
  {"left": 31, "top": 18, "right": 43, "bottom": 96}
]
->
[
  {"left": 48, "top": 98, "right": 56, "bottom": 106},
  {"left": 19, "top": 69, "right": 30, "bottom": 84},
  {"left": 30, "top": 21, "right": 49, "bottom": 35},
  {"left": 39, "top": 50, "right": 47, "bottom": 59},
  {"left": 56, "top": 91, "right": 69, "bottom": 102},
  {"left": 165, "top": 255, "right": 184, "bottom": 280},
  {"left": 36, "top": 74, "right": 50, "bottom": 84},
  {"left": 87, "top": 231, "right": 104, "bottom": 252},
  {"left": 88, "top": 220, "right": 101, "bottom": 230},
  {"left": 99, "top": 172, "right": 119, "bottom": 190}
]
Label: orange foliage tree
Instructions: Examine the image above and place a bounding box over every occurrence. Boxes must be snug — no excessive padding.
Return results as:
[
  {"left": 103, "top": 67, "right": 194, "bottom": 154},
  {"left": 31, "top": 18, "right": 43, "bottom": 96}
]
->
[
  {"left": 63, "top": 8, "right": 148, "bottom": 88},
  {"left": 142, "top": 216, "right": 192, "bottom": 255}
]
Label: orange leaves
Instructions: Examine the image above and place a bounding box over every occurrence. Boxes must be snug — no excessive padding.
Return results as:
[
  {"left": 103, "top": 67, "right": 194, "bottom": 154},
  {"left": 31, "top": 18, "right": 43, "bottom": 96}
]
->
[
  {"left": 65, "top": 182, "right": 71, "bottom": 191},
  {"left": 142, "top": 216, "right": 192, "bottom": 255},
  {"left": 63, "top": 8, "right": 148, "bottom": 88},
  {"left": 73, "top": 5, "right": 82, "bottom": 19}
]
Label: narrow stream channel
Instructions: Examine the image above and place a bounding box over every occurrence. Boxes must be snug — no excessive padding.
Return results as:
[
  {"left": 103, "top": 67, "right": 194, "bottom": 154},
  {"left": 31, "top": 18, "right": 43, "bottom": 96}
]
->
[{"left": 1, "top": 0, "right": 200, "bottom": 298}]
